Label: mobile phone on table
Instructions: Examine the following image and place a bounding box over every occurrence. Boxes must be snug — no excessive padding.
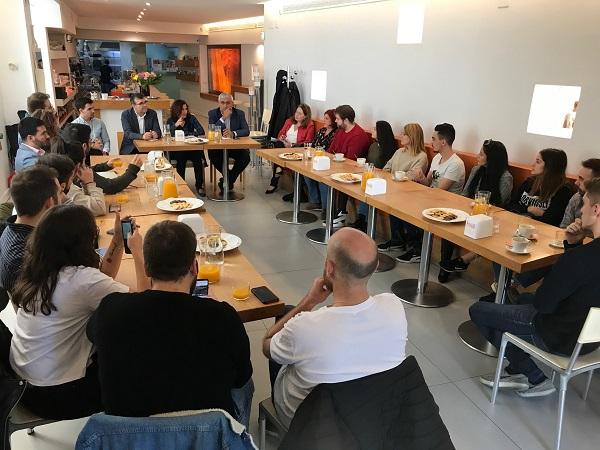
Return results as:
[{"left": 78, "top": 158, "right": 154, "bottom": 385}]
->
[
  {"left": 193, "top": 279, "right": 209, "bottom": 297},
  {"left": 121, "top": 219, "right": 133, "bottom": 254},
  {"left": 251, "top": 286, "right": 279, "bottom": 304}
]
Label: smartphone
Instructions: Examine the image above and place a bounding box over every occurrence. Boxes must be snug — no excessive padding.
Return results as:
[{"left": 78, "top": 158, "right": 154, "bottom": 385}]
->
[
  {"left": 251, "top": 286, "right": 279, "bottom": 304},
  {"left": 95, "top": 247, "right": 107, "bottom": 258},
  {"left": 193, "top": 279, "right": 209, "bottom": 297},
  {"left": 121, "top": 219, "right": 133, "bottom": 254}
]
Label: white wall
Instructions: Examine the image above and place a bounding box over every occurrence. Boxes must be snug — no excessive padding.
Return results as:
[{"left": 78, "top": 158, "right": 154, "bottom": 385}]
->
[{"left": 264, "top": 0, "right": 600, "bottom": 172}]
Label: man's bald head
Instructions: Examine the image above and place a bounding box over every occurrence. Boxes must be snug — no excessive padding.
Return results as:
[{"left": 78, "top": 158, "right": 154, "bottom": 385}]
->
[{"left": 326, "top": 228, "right": 378, "bottom": 283}]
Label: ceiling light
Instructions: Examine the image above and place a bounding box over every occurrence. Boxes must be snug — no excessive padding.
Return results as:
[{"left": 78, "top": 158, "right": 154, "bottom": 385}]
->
[
  {"left": 145, "top": 2, "right": 151, "bottom": 5},
  {"left": 204, "top": 16, "right": 264, "bottom": 31},
  {"left": 137, "top": 18, "right": 141, "bottom": 21},
  {"left": 140, "top": 11, "right": 144, "bottom": 15},
  {"left": 143, "top": 8, "right": 147, "bottom": 11}
]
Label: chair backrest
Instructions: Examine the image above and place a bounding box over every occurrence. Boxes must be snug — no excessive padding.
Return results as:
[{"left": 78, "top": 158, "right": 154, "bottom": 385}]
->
[
  {"left": 578, "top": 307, "right": 600, "bottom": 344},
  {"left": 116, "top": 131, "right": 123, "bottom": 151}
]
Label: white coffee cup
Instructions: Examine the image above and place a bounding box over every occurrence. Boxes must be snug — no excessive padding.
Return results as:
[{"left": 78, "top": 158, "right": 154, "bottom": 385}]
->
[
  {"left": 511, "top": 236, "right": 530, "bottom": 253},
  {"left": 334, "top": 153, "right": 344, "bottom": 161},
  {"left": 394, "top": 170, "right": 407, "bottom": 181},
  {"left": 101, "top": 93, "right": 109, "bottom": 100},
  {"left": 357, "top": 158, "right": 366, "bottom": 167},
  {"left": 518, "top": 223, "right": 536, "bottom": 239}
]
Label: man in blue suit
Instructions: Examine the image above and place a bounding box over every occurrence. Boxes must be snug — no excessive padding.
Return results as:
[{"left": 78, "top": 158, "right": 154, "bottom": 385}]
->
[
  {"left": 120, "top": 93, "right": 162, "bottom": 154},
  {"left": 15, "top": 117, "right": 49, "bottom": 172},
  {"left": 208, "top": 93, "right": 250, "bottom": 192}
]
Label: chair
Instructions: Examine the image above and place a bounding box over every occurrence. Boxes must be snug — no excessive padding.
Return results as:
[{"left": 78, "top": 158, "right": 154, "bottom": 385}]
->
[
  {"left": 258, "top": 399, "right": 287, "bottom": 450},
  {"left": 491, "top": 307, "right": 600, "bottom": 450},
  {"left": 116, "top": 131, "right": 123, "bottom": 152}
]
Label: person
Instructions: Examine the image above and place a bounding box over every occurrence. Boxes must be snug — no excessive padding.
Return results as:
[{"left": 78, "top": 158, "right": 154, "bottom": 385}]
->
[
  {"left": 208, "top": 93, "right": 250, "bottom": 193},
  {"left": 120, "top": 93, "right": 162, "bottom": 155},
  {"left": 87, "top": 221, "right": 253, "bottom": 424},
  {"left": 17, "top": 92, "right": 52, "bottom": 146},
  {"left": 266, "top": 103, "right": 315, "bottom": 194},
  {"left": 262, "top": 228, "right": 407, "bottom": 427},
  {"left": 304, "top": 109, "right": 338, "bottom": 210},
  {"left": 15, "top": 117, "right": 49, "bottom": 171},
  {"left": 396, "top": 123, "right": 465, "bottom": 263},
  {"left": 0, "top": 166, "right": 62, "bottom": 296},
  {"left": 30, "top": 108, "right": 60, "bottom": 152},
  {"left": 99, "top": 59, "right": 114, "bottom": 94},
  {"left": 72, "top": 96, "right": 111, "bottom": 155},
  {"left": 319, "top": 105, "right": 371, "bottom": 227},
  {"left": 9, "top": 204, "right": 146, "bottom": 420},
  {"left": 438, "top": 139, "right": 513, "bottom": 281},
  {"left": 166, "top": 99, "right": 207, "bottom": 196},
  {"left": 472, "top": 177, "right": 600, "bottom": 398}
]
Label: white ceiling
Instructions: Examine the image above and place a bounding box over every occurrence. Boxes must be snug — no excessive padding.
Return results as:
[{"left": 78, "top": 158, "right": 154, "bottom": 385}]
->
[{"left": 62, "top": 0, "right": 264, "bottom": 24}]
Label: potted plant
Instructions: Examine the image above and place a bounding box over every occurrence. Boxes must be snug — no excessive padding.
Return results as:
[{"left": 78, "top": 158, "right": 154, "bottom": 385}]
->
[{"left": 131, "top": 71, "right": 163, "bottom": 97}]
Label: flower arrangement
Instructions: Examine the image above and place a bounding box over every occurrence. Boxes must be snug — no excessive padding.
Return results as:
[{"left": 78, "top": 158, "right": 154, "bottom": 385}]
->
[{"left": 130, "top": 71, "right": 163, "bottom": 87}]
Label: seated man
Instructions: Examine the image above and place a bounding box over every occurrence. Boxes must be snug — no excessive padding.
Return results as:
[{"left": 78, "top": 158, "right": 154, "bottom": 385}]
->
[
  {"left": 472, "top": 177, "right": 600, "bottom": 397},
  {"left": 15, "top": 117, "right": 49, "bottom": 171},
  {"left": 208, "top": 93, "right": 250, "bottom": 193},
  {"left": 262, "top": 228, "right": 407, "bottom": 427},
  {"left": 120, "top": 93, "right": 162, "bottom": 155},
  {"left": 0, "top": 166, "right": 62, "bottom": 296},
  {"left": 87, "top": 221, "right": 253, "bottom": 424},
  {"left": 72, "top": 96, "right": 111, "bottom": 155}
]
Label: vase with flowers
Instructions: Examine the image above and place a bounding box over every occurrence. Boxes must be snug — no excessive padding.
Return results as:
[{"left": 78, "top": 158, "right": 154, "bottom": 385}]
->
[{"left": 131, "top": 71, "right": 163, "bottom": 97}]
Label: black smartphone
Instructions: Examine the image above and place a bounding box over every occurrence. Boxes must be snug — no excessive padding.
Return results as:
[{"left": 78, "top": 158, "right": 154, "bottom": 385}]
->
[
  {"left": 251, "top": 286, "right": 279, "bottom": 304},
  {"left": 121, "top": 219, "right": 133, "bottom": 254},
  {"left": 193, "top": 279, "right": 209, "bottom": 297}
]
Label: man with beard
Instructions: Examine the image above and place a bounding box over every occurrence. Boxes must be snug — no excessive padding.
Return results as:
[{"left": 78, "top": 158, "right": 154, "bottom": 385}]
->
[
  {"left": 86, "top": 221, "right": 253, "bottom": 425},
  {"left": 16, "top": 117, "right": 50, "bottom": 171},
  {"left": 262, "top": 228, "right": 408, "bottom": 428}
]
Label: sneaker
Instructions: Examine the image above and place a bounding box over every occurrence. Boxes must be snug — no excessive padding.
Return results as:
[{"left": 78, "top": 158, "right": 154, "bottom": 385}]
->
[
  {"left": 377, "top": 240, "right": 405, "bottom": 252},
  {"left": 452, "top": 257, "right": 469, "bottom": 272},
  {"left": 304, "top": 202, "right": 322, "bottom": 211},
  {"left": 396, "top": 250, "right": 421, "bottom": 264},
  {"left": 197, "top": 187, "right": 206, "bottom": 198},
  {"left": 516, "top": 379, "right": 556, "bottom": 398},
  {"left": 479, "top": 373, "right": 529, "bottom": 390},
  {"left": 438, "top": 268, "right": 449, "bottom": 283},
  {"left": 322, "top": 212, "right": 346, "bottom": 228}
]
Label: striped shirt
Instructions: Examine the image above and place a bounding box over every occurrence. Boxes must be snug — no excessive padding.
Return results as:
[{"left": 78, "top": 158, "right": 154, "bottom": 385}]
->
[{"left": 0, "top": 216, "right": 33, "bottom": 294}]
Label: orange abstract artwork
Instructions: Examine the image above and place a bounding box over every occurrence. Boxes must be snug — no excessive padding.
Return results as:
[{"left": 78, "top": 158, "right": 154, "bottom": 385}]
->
[{"left": 208, "top": 46, "right": 241, "bottom": 94}]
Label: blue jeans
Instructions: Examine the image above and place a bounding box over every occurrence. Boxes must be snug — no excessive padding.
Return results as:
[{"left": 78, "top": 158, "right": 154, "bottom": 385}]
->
[
  {"left": 469, "top": 301, "right": 548, "bottom": 384},
  {"left": 230, "top": 378, "right": 254, "bottom": 429},
  {"left": 390, "top": 216, "right": 422, "bottom": 251},
  {"left": 304, "top": 176, "right": 321, "bottom": 204}
]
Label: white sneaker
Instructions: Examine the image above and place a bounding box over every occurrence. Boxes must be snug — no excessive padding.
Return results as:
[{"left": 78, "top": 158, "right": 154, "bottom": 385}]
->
[
  {"left": 322, "top": 212, "right": 346, "bottom": 228},
  {"left": 516, "top": 379, "right": 556, "bottom": 398},
  {"left": 479, "top": 373, "right": 529, "bottom": 390}
]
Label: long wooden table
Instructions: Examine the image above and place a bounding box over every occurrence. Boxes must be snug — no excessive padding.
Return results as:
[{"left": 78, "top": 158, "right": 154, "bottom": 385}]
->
[{"left": 91, "top": 156, "right": 285, "bottom": 323}]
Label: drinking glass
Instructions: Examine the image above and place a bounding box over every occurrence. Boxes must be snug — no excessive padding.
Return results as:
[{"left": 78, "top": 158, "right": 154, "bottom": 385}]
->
[
  {"left": 198, "top": 225, "right": 224, "bottom": 266},
  {"left": 115, "top": 193, "right": 129, "bottom": 204},
  {"left": 232, "top": 282, "right": 251, "bottom": 300},
  {"left": 473, "top": 190, "right": 491, "bottom": 215},
  {"left": 111, "top": 158, "right": 123, "bottom": 168},
  {"left": 143, "top": 162, "right": 158, "bottom": 198},
  {"left": 214, "top": 125, "right": 222, "bottom": 143},
  {"left": 198, "top": 261, "right": 221, "bottom": 283},
  {"left": 160, "top": 168, "right": 178, "bottom": 199},
  {"left": 314, "top": 146, "right": 324, "bottom": 157},
  {"left": 555, "top": 229, "right": 564, "bottom": 244},
  {"left": 361, "top": 163, "right": 375, "bottom": 192}
]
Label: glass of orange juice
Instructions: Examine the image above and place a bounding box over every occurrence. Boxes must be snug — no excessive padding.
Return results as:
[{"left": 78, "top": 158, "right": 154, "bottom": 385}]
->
[
  {"left": 162, "top": 179, "right": 177, "bottom": 199},
  {"left": 115, "top": 193, "right": 129, "bottom": 204},
  {"left": 473, "top": 190, "right": 491, "bottom": 215},
  {"left": 198, "top": 263, "right": 221, "bottom": 283},
  {"left": 232, "top": 282, "right": 250, "bottom": 300},
  {"left": 111, "top": 158, "right": 123, "bottom": 168},
  {"left": 361, "top": 163, "right": 375, "bottom": 192}
]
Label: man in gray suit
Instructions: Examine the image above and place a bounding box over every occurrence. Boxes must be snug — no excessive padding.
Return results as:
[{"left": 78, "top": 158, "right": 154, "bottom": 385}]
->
[{"left": 120, "top": 93, "right": 162, "bottom": 154}]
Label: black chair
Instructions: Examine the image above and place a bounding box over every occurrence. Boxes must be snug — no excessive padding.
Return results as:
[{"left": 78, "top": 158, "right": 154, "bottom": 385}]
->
[{"left": 16, "top": 111, "right": 27, "bottom": 121}]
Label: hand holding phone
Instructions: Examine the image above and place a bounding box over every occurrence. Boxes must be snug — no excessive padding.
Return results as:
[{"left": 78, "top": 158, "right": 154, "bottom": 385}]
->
[
  {"left": 121, "top": 219, "right": 133, "bottom": 254},
  {"left": 192, "top": 279, "right": 209, "bottom": 297}
]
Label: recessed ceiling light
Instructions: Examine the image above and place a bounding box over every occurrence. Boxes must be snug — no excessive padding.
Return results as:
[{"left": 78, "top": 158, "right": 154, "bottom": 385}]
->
[
  {"left": 145, "top": 2, "right": 151, "bottom": 5},
  {"left": 143, "top": 8, "right": 147, "bottom": 11},
  {"left": 140, "top": 11, "right": 144, "bottom": 15},
  {"left": 137, "top": 18, "right": 141, "bottom": 21}
]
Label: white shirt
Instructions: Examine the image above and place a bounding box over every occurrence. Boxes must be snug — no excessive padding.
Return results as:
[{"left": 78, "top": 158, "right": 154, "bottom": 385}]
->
[
  {"left": 10, "top": 266, "right": 129, "bottom": 386},
  {"left": 270, "top": 293, "right": 407, "bottom": 427},
  {"left": 285, "top": 125, "right": 298, "bottom": 144},
  {"left": 137, "top": 113, "right": 146, "bottom": 135},
  {"left": 429, "top": 153, "right": 466, "bottom": 194}
]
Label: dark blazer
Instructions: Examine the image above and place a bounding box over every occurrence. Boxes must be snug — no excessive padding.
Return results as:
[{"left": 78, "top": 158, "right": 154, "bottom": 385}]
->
[
  {"left": 280, "top": 356, "right": 454, "bottom": 450},
  {"left": 120, "top": 108, "right": 162, "bottom": 154},
  {"left": 166, "top": 113, "right": 205, "bottom": 137},
  {"left": 208, "top": 108, "right": 249, "bottom": 138}
]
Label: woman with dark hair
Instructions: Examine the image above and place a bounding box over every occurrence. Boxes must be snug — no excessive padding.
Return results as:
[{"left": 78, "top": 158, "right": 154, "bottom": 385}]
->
[
  {"left": 266, "top": 103, "right": 315, "bottom": 194},
  {"left": 9, "top": 205, "right": 146, "bottom": 420},
  {"left": 368, "top": 121, "right": 396, "bottom": 169},
  {"left": 166, "top": 99, "right": 207, "bottom": 196},
  {"left": 439, "top": 139, "right": 513, "bottom": 279}
]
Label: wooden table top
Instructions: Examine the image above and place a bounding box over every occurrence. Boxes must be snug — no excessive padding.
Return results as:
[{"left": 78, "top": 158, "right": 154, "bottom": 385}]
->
[{"left": 134, "top": 136, "right": 261, "bottom": 153}]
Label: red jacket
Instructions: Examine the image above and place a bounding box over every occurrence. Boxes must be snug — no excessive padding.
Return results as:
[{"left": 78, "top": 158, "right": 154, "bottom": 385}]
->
[
  {"left": 328, "top": 123, "right": 371, "bottom": 161},
  {"left": 277, "top": 119, "right": 315, "bottom": 146}
]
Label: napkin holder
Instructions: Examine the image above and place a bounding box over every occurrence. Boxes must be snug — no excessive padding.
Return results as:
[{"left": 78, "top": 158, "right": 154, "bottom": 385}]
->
[
  {"left": 177, "top": 214, "right": 204, "bottom": 235},
  {"left": 464, "top": 214, "right": 493, "bottom": 239},
  {"left": 312, "top": 156, "right": 330, "bottom": 171},
  {"left": 174, "top": 130, "right": 185, "bottom": 142},
  {"left": 365, "top": 178, "right": 387, "bottom": 196}
]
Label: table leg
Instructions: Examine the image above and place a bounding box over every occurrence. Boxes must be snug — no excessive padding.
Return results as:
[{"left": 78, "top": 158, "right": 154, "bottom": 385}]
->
[
  {"left": 367, "top": 205, "right": 395, "bottom": 272},
  {"left": 277, "top": 171, "right": 317, "bottom": 224},
  {"left": 391, "top": 231, "right": 454, "bottom": 307},
  {"left": 306, "top": 185, "right": 335, "bottom": 244},
  {"left": 208, "top": 148, "right": 244, "bottom": 202},
  {"left": 458, "top": 266, "right": 512, "bottom": 357}
]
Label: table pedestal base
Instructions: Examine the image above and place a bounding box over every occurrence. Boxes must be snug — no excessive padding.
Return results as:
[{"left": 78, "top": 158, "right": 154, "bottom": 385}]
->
[
  {"left": 306, "top": 227, "right": 336, "bottom": 244},
  {"left": 375, "top": 254, "right": 396, "bottom": 273},
  {"left": 276, "top": 211, "right": 317, "bottom": 225},
  {"left": 458, "top": 320, "right": 498, "bottom": 357},
  {"left": 391, "top": 279, "right": 453, "bottom": 308},
  {"left": 208, "top": 191, "right": 245, "bottom": 202}
]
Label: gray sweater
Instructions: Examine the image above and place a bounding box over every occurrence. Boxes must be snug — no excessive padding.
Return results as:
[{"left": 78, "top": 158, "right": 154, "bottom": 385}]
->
[{"left": 462, "top": 165, "right": 513, "bottom": 206}]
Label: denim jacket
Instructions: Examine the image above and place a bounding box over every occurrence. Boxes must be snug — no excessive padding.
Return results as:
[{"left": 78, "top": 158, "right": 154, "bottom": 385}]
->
[{"left": 75, "top": 409, "right": 257, "bottom": 450}]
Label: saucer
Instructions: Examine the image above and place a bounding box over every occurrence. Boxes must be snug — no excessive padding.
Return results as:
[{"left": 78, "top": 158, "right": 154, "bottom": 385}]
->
[
  {"left": 505, "top": 244, "right": 530, "bottom": 255},
  {"left": 332, "top": 157, "right": 346, "bottom": 162},
  {"left": 549, "top": 240, "right": 565, "bottom": 249}
]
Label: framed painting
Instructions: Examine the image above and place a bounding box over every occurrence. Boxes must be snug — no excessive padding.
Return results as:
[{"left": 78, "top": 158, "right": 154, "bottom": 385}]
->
[{"left": 207, "top": 45, "right": 241, "bottom": 94}]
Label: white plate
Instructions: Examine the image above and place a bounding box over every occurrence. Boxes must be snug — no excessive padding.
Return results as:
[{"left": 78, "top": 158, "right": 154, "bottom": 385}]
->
[
  {"left": 196, "top": 232, "right": 242, "bottom": 253},
  {"left": 184, "top": 137, "right": 209, "bottom": 144},
  {"left": 330, "top": 172, "right": 361, "bottom": 183},
  {"left": 549, "top": 240, "right": 565, "bottom": 249},
  {"left": 156, "top": 197, "right": 204, "bottom": 212},
  {"left": 278, "top": 152, "right": 303, "bottom": 161},
  {"left": 96, "top": 170, "right": 119, "bottom": 179},
  {"left": 505, "top": 244, "right": 531, "bottom": 255},
  {"left": 422, "top": 208, "right": 469, "bottom": 223},
  {"left": 140, "top": 162, "right": 173, "bottom": 172}
]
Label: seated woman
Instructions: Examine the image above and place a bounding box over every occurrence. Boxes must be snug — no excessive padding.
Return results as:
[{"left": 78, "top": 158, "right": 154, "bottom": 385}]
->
[
  {"left": 167, "top": 100, "right": 207, "bottom": 196},
  {"left": 266, "top": 103, "right": 315, "bottom": 194},
  {"left": 9, "top": 205, "right": 147, "bottom": 420},
  {"left": 438, "top": 139, "right": 513, "bottom": 282},
  {"left": 304, "top": 109, "right": 338, "bottom": 209}
]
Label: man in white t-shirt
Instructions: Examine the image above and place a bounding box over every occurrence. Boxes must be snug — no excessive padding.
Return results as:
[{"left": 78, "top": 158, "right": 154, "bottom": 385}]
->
[{"left": 262, "top": 228, "right": 407, "bottom": 428}]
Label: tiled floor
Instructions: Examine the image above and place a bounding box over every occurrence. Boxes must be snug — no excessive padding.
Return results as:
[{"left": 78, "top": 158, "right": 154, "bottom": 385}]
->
[{"left": 3, "top": 165, "right": 599, "bottom": 450}]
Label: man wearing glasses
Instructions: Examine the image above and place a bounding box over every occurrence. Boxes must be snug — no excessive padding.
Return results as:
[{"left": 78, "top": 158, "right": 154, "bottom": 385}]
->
[{"left": 120, "top": 93, "right": 162, "bottom": 154}]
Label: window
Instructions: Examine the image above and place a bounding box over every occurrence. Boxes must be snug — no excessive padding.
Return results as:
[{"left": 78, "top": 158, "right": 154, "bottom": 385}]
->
[{"left": 527, "top": 84, "right": 581, "bottom": 139}]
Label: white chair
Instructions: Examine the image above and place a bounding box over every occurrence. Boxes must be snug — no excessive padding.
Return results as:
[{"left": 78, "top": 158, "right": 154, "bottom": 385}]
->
[{"left": 490, "top": 307, "right": 600, "bottom": 450}]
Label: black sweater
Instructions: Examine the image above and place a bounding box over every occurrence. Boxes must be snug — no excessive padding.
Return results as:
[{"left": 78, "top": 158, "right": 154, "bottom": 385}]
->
[
  {"left": 87, "top": 290, "right": 252, "bottom": 417},
  {"left": 92, "top": 162, "right": 140, "bottom": 195},
  {"left": 508, "top": 177, "right": 573, "bottom": 226},
  {"left": 533, "top": 238, "right": 600, "bottom": 355}
]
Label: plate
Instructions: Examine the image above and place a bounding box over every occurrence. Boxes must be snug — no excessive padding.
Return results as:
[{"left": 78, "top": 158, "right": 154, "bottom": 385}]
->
[
  {"left": 422, "top": 208, "right": 469, "bottom": 223},
  {"left": 184, "top": 137, "right": 209, "bottom": 144},
  {"left": 156, "top": 197, "right": 204, "bottom": 212},
  {"left": 140, "top": 162, "right": 173, "bottom": 172},
  {"left": 196, "top": 232, "right": 242, "bottom": 253},
  {"left": 278, "top": 152, "right": 303, "bottom": 161},
  {"left": 505, "top": 244, "right": 531, "bottom": 255},
  {"left": 330, "top": 173, "right": 361, "bottom": 183},
  {"left": 332, "top": 157, "right": 346, "bottom": 162},
  {"left": 549, "top": 240, "right": 565, "bottom": 249},
  {"left": 96, "top": 170, "right": 119, "bottom": 179},
  {"left": 393, "top": 176, "right": 409, "bottom": 182}
]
